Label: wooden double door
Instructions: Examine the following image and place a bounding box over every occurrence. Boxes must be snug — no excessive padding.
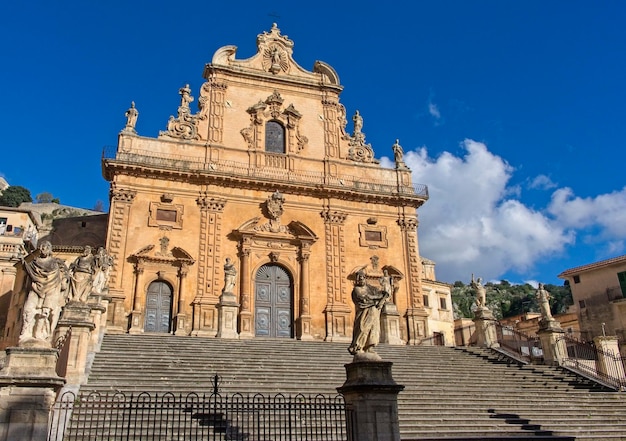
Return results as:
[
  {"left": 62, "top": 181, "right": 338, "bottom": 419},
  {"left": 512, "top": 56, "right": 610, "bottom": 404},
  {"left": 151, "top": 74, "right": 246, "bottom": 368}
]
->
[
  {"left": 144, "top": 281, "right": 172, "bottom": 333},
  {"left": 255, "top": 264, "right": 293, "bottom": 338}
]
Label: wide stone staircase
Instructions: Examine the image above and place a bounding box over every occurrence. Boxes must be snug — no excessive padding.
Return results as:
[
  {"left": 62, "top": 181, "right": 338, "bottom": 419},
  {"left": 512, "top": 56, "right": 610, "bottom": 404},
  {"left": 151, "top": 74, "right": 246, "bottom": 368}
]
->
[{"left": 72, "top": 334, "right": 626, "bottom": 440}]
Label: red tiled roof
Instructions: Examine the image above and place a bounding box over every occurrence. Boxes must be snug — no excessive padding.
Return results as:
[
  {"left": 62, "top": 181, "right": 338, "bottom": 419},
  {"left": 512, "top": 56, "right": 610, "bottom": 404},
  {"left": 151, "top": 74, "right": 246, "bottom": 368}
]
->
[{"left": 558, "top": 254, "right": 626, "bottom": 278}]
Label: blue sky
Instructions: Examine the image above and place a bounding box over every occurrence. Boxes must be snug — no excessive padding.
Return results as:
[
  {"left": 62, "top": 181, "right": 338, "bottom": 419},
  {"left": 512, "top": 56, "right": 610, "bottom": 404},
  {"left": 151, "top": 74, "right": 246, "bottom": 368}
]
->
[{"left": 1, "top": 1, "right": 625, "bottom": 285}]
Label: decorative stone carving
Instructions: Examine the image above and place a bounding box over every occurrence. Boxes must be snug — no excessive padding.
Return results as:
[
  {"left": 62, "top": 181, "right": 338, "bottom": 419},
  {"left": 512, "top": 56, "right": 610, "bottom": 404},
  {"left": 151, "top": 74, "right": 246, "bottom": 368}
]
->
[
  {"left": 110, "top": 187, "right": 136, "bottom": 203},
  {"left": 241, "top": 91, "right": 307, "bottom": 153},
  {"left": 122, "top": 101, "right": 139, "bottom": 134},
  {"left": 348, "top": 110, "right": 377, "bottom": 163},
  {"left": 19, "top": 241, "right": 70, "bottom": 346},
  {"left": 159, "top": 84, "right": 206, "bottom": 141},
  {"left": 471, "top": 274, "right": 487, "bottom": 309},
  {"left": 257, "top": 23, "right": 293, "bottom": 75},
  {"left": 255, "top": 191, "right": 290, "bottom": 233},
  {"left": 68, "top": 245, "right": 95, "bottom": 303}
]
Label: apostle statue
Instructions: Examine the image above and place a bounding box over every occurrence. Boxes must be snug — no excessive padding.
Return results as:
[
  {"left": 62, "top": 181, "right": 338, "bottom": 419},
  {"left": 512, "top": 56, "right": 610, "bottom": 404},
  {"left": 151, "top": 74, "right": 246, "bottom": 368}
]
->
[
  {"left": 222, "top": 257, "right": 237, "bottom": 294},
  {"left": 19, "top": 241, "right": 69, "bottom": 344},
  {"left": 471, "top": 274, "right": 487, "bottom": 309},
  {"left": 92, "top": 247, "right": 114, "bottom": 295},
  {"left": 348, "top": 270, "right": 389, "bottom": 358},
  {"left": 536, "top": 283, "right": 554, "bottom": 320},
  {"left": 68, "top": 245, "right": 95, "bottom": 303}
]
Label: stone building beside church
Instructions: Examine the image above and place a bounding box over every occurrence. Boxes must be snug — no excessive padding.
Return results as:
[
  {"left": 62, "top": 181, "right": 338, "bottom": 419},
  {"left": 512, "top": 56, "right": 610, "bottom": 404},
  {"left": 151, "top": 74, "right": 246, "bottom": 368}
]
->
[{"left": 102, "top": 25, "right": 453, "bottom": 344}]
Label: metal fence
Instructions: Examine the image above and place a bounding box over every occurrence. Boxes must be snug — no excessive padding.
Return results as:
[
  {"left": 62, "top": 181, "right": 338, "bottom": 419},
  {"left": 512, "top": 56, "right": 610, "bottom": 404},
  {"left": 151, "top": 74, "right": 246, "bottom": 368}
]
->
[
  {"left": 49, "top": 391, "right": 348, "bottom": 441},
  {"left": 493, "top": 322, "right": 544, "bottom": 363},
  {"left": 561, "top": 334, "right": 626, "bottom": 390}
]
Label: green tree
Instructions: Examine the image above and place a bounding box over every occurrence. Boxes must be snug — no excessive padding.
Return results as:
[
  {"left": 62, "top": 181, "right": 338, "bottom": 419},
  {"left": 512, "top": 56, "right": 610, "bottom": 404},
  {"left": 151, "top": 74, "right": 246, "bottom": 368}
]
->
[
  {"left": 36, "top": 192, "right": 55, "bottom": 203},
  {"left": 0, "top": 186, "right": 33, "bottom": 207}
]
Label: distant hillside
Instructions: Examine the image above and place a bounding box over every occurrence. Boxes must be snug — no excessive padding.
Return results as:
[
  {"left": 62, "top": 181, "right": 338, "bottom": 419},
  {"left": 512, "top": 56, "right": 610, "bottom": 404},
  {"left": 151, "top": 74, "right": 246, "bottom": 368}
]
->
[{"left": 451, "top": 280, "right": 573, "bottom": 319}]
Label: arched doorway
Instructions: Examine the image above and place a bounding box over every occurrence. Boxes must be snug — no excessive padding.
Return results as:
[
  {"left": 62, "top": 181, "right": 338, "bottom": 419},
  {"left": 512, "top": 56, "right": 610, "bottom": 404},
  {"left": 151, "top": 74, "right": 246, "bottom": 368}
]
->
[
  {"left": 144, "top": 281, "right": 173, "bottom": 333},
  {"left": 254, "top": 264, "right": 293, "bottom": 338}
]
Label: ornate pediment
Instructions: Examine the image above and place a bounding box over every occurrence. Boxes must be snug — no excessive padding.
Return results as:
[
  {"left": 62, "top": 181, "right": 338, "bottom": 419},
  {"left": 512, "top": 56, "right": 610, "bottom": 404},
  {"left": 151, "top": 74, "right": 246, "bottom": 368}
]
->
[
  {"left": 130, "top": 240, "right": 195, "bottom": 266},
  {"left": 208, "top": 24, "right": 339, "bottom": 86}
]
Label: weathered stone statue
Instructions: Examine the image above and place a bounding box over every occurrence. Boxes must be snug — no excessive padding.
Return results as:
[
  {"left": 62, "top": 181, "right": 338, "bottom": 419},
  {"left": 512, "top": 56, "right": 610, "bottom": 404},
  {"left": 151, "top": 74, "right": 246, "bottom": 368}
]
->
[
  {"left": 536, "top": 283, "right": 554, "bottom": 320},
  {"left": 471, "top": 273, "right": 486, "bottom": 308},
  {"left": 352, "top": 110, "right": 363, "bottom": 135},
  {"left": 19, "top": 241, "right": 69, "bottom": 345},
  {"left": 124, "top": 101, "right": 139, "bottom": 132},
  {"left": 392, "top": 139, "right": 403, "bottom": 162},
  {"left": 348, "top": 270, "right": 388, "bottom": 359},
  {"left": 68, "top": 245, "right": 95, "bottom": 303},
  {"left": 92, "top": 247, "right": 113, "bottom": 295},
  {"left": 223, "top": 257, "right": 237, "bottom": 293}
]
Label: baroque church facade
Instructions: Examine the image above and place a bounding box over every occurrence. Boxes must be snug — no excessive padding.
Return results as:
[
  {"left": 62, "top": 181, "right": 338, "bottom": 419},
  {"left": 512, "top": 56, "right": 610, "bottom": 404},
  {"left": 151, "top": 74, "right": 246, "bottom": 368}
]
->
[{"left": 103, "top": 25, "right": 453, "bottom": 344}]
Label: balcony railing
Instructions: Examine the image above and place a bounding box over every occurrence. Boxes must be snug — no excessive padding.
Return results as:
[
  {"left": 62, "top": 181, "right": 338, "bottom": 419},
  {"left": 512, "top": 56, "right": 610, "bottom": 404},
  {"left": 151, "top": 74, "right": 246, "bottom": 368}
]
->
[{"left": 103, "top": 147, "right": 429, "bottom": 199}]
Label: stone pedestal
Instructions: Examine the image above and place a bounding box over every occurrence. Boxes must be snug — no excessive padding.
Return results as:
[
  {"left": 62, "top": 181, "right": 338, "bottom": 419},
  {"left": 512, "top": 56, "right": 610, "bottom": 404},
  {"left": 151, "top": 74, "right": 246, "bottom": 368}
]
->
[
  {"left": 216, "top": 292, "right": 239, "bottom": 339},
  {"left": 174, "top": 313, "right": 188, "bottom": 336},
  {"left": 537, "top": 319, "right": 566, "bottom": 365},
  {"left": 593, "top": 335, "right": 626, "bottom": 383},
  {"left": 337, "top": 361, "right": 404, "bottom": 441},
  {"left": 473, "top": 308, "right": 499, "bottom": 348},
  {"left": 128, "top": 310, "right": 144, "bottom": 334},
  {"left": 106, "top": 290, "right": 128, "bottom": 334},
  {"left": 380, "top": 302, "right": 404, "bottom": 345},
  {"left": 296, "top": 315, "right": 314, "bottom": 341},
  {"left": 405, "top": 307, "right": 429, "bottom": 345},
  {"left": 238, "top": 311, "right": 254, "bottom": 339},
  {"left": 0, "top": 347, "right": 65, "bottom": 441},
  {"left": 54, "top": 302, "right": 96, "bottom": 386}
]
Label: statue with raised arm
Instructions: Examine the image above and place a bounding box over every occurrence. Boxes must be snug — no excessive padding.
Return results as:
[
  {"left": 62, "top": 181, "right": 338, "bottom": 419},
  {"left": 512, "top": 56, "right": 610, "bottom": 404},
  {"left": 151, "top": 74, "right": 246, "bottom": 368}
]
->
[
  {"left": 223, "top": 257, "right": 237, "bottom": 293},
  {"left": 536, "top": 283, "right": 553, "bottom": 320},
  {"left": 19, "top": 241, "right": 69, "bottom": 345},
  {"left": 348, "top": 270, "right": 388, "bottom": 359},
  {"left": 471, "top": 274, "right": 486, "bottom": 308},
  {"left": 68, "top": 245, "right": 95, "bottom": 303}
]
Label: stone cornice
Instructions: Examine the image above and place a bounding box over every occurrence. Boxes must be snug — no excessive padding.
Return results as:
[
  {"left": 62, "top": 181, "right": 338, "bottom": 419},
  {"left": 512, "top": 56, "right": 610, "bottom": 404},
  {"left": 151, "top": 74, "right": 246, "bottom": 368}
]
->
[{"left": 103, "top": 161, "right": 426, "bottom": 208}]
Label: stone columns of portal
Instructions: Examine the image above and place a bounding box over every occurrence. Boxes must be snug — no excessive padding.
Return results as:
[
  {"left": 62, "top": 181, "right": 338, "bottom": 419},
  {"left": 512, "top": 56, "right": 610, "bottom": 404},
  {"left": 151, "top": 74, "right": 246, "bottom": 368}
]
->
[
  {"left": 297, "top": 242, "right": 313, "bottom": 341},
  {"left": 238, "top": 247, "right": 253, "bottom": 339},
  {"left": 174, "top": 264, "right": 188, "bottom": 336},
  {"left": 337, "top": 361, "right": 404, "bottom": 441},
  {"left": 129, "top": 264, "right": 145, "bottom": 334}
]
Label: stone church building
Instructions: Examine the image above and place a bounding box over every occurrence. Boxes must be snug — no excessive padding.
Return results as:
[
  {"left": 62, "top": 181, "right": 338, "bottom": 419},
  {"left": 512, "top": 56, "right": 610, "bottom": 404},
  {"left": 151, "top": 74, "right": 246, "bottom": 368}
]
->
[{"left": 103, "top": 25, "right": 453, "bottom": 344}]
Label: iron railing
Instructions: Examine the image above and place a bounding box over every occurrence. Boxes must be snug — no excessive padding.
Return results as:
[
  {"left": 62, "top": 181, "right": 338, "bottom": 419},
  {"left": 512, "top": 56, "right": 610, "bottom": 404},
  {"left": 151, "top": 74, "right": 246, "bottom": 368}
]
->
[
  {"left": 102, "top": 146, "right": 429, "bottom": 199},
  {"left": 454, "top": 324, "right": 477, "bottom": 347},
  {"left": 420, "top": 332, "right": 445, "bottom": 346},
  {"left": 561, "top": 334, "right": 626, "bottom": 390},
  {"left": 494, "top": 322, "right": 543, "bottom": 363},
  {"left": 49, "top": 391, "right": 347, "bottom": 441}
]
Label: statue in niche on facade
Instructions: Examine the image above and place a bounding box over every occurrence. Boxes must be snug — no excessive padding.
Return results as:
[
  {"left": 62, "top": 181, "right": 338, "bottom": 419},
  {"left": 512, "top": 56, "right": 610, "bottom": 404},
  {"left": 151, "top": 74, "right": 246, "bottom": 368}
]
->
[
  {"left": 536, "top": 283, "right": 554, "bottom": 320},
  {"left": 68, "top": 245, "right": 95, "bottom": 303},
  {"left": 471, "top": 274, "right": 486, "bottom": 309},
  {"left": 348, "top": 270, "right": 389, "bottom": 360},
  {"left": 123, "top": 101, "right": 139, "bottom": 133},
  {"left": 19, "top": 241, "right": 69, "bottom": 345},
  {"left": 92, "top": 247, "right": 113, "bottom": 295},
  {"left": 223, "top": 258, "right": 237, "bottom": 294}
]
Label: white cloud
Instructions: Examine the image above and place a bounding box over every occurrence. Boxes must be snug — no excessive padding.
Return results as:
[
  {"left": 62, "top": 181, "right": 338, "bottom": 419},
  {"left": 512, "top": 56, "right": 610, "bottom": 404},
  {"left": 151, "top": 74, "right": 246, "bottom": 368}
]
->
[
  {"left": 528, "top": 174, "right": 557, "bottom": 190},
  {"left": 548, "top": 186, "right": 626, "bottom": 244},
  {"left": 396, "top": 139, "right": 575, "bottom": 282},
  {"left": 428, "top": 102, "right": 441, "bottom": 120}
]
